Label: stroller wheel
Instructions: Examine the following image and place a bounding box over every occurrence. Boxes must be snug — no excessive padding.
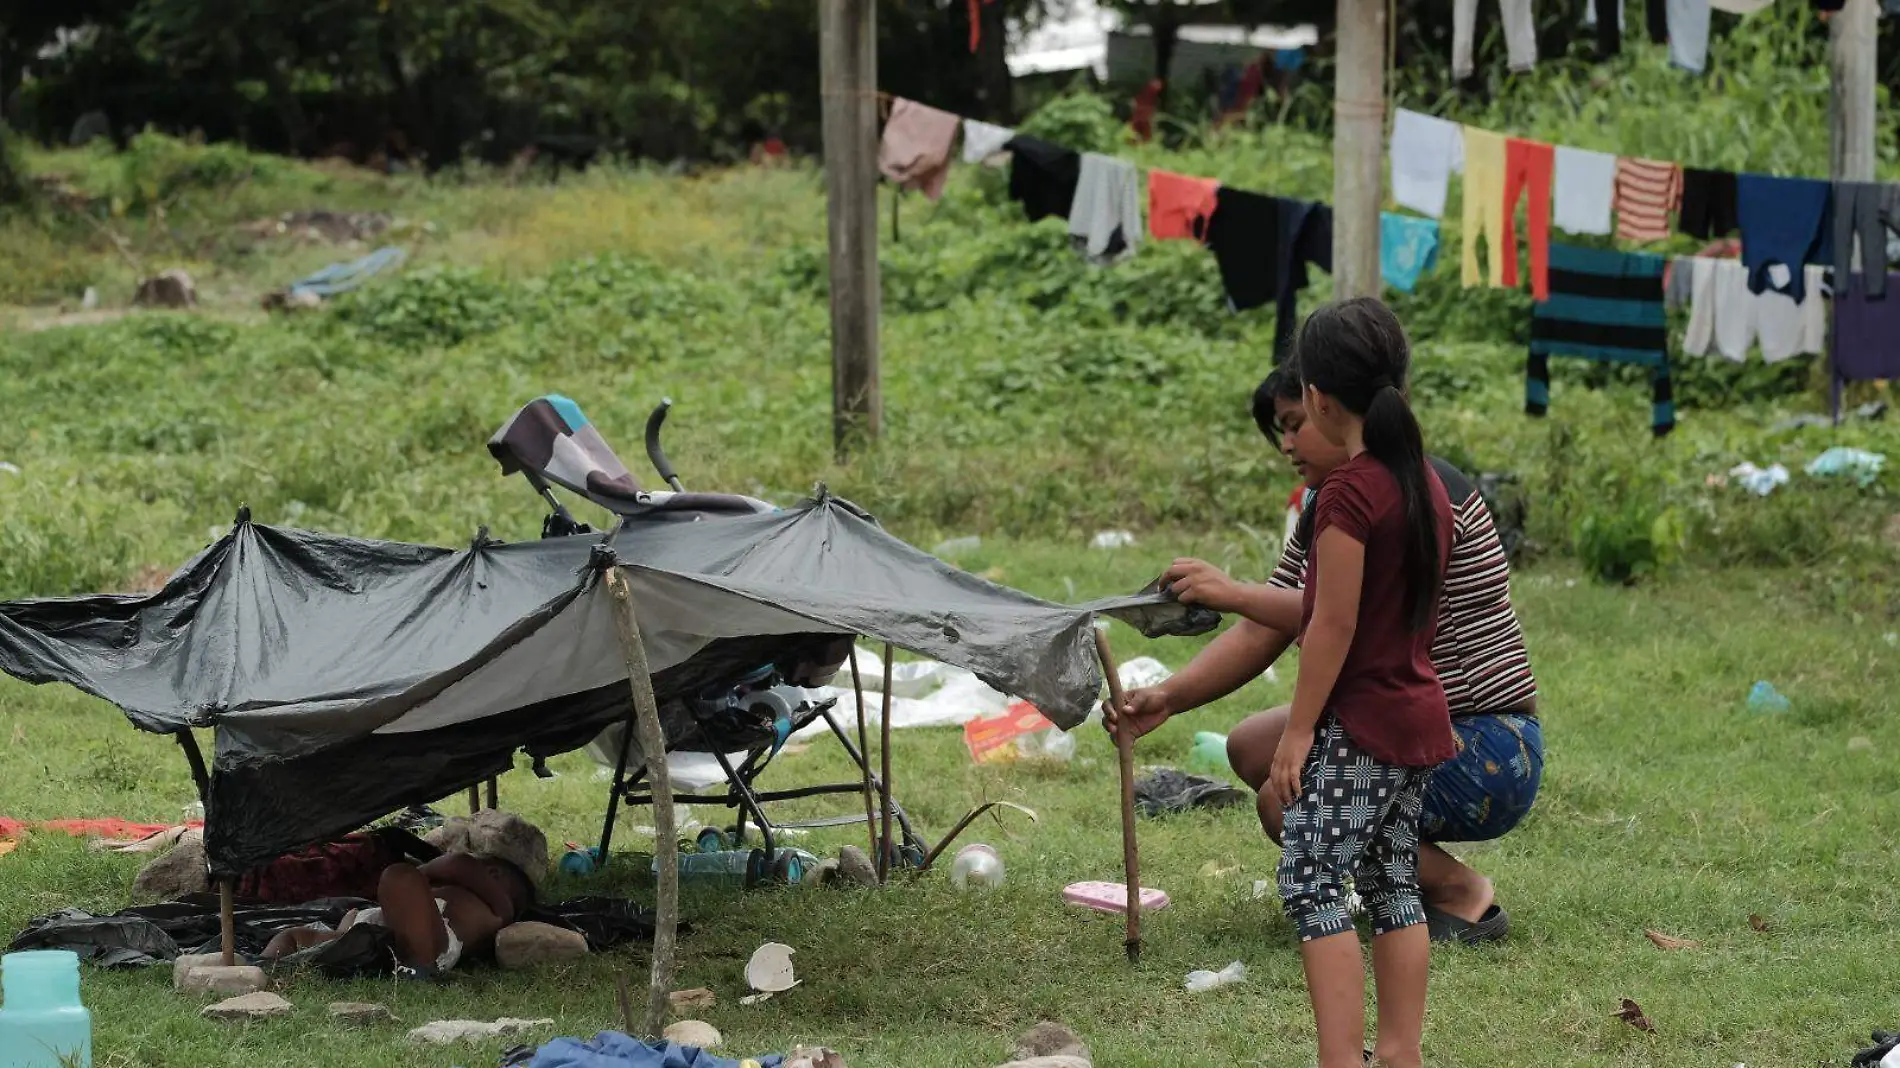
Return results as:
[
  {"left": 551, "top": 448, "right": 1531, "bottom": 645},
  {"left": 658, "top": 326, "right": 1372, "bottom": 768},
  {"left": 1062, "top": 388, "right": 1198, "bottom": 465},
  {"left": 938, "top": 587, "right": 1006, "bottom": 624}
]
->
[
  {"left": 770, "top": 849, "right": 806, "bottom": 886},
  {"left": 695, "top": 827, "right": 730, "bottom": 854},
  {"left": 743, "top": 848, "right": 769, "bottom": 890},
  {"left": 880, "top": 841, "right": 924, "bottom": 873}
]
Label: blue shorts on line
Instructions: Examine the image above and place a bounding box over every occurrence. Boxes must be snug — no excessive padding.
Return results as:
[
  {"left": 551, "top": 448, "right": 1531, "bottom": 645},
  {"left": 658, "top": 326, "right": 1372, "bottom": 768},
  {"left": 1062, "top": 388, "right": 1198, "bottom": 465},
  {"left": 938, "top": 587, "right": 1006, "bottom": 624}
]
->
[{"left": 1418, "top": 712, "right": 1544, "bottom": 843}]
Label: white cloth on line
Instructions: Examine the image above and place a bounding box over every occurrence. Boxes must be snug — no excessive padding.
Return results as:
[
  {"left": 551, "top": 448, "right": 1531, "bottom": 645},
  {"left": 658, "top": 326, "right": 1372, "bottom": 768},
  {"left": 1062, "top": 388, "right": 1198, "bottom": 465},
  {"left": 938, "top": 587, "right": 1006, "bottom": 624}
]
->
[
  {"left": 1390, "top": 109, "right": 1465, "bottom": 219},
  {"left": 1709, "top": 0, "right": 1772, "bottom": 14},
  {"left": 961, "top": 119, "right": 1015, "bottom": 165},
  {"left": 1453, "top": 0, "right": 1538, "bottom": 79},
  {"left": 1687, "top": 259, "right": 1826, "bottom": 363},
  {"left": 1667, "top": 0, "right": 1712, "bottom": 72},
  {"left": 1067, "top": 152, "right": 1143, "bottom": 265},
  {"left": 1552, "top": 146, "right": 1617, "bottom": 236}
]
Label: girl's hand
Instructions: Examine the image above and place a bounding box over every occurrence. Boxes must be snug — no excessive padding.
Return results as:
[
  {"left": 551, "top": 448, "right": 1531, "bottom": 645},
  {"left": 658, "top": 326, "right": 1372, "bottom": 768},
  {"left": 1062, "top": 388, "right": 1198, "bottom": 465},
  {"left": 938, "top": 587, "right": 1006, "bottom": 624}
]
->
[
  {"left": 1160, "top": 558, "right": 1243, "bottom": 613},
  {"left": 1268, "top": 725, "right": 1315, "bottom": 811}
]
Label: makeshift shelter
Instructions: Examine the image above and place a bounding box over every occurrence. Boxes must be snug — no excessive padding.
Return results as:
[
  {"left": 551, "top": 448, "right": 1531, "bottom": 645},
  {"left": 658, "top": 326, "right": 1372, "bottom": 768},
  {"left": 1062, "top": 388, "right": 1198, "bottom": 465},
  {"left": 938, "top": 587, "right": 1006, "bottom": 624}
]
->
[{"left": 0, "top": 497, "right": 1205, "bottom": 878}]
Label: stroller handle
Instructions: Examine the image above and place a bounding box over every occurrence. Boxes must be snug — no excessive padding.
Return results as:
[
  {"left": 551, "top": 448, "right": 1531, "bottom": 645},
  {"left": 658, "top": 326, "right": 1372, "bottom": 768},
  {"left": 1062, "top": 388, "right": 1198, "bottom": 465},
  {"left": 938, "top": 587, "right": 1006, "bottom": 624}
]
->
[{"left": 645, "top": 398, "right": 686, "bottom": 492}]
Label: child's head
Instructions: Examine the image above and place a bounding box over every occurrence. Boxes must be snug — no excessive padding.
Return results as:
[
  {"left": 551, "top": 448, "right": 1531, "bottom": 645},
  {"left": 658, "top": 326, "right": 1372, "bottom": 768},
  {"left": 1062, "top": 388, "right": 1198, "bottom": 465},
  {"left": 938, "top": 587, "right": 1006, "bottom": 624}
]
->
[
  {"left": 1290, "top": 297, "right": 1441, "bottom": 632},
  {"left": 1252, "top": 362, "right": 1349, "bottom": 488}
]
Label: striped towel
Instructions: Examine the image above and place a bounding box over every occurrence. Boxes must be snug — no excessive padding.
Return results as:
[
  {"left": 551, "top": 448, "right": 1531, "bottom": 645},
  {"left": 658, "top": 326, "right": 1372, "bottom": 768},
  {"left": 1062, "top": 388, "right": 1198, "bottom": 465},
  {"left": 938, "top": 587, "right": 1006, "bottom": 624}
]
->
[
  {"left": 1527, "top": 243, "right": 1674, "bottom": 437},
  {"left": 1614, "top": 157, "right": 1682, "bottom": 244}
]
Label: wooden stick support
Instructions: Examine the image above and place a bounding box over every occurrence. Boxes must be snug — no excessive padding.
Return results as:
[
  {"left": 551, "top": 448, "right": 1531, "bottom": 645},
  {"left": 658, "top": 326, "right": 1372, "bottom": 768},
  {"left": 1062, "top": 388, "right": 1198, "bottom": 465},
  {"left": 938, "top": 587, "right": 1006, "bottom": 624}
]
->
[
  {"left": 878, "top": 643, "right": 895, "bottom": 883},
  {"left": 849, "top": 649, "right": 879, "bottom": 864},
  {"left": 219, "top": 877, "right": 237, "bottom": 966},
  {"left": 1094, "top": 627, "right": 1141, "bottom": 962},
  {"left": 485, "top": 776, "right": 498, "bottom": 810},
  {"left": 607, "top": 567, "right": 678, "bottom": 1038},
  {"left": 466, "top": 786, "right": 480, "bottom": 814}
]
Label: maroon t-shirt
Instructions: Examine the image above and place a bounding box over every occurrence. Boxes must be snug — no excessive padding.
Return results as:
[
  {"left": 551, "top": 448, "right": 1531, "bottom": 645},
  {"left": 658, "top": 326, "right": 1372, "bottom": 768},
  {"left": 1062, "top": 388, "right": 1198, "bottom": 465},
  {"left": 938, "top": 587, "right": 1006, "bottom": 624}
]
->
[{"left": 1298, "top": 453, "right": 1458, "bottom": 768}]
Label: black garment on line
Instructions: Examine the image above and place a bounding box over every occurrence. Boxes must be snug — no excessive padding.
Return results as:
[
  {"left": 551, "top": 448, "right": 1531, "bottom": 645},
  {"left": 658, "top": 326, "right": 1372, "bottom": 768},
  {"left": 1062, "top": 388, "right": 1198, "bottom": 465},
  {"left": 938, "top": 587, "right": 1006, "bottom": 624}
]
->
[
  {"left": 1595, "top": 0, "right": 1621, "bottom": 58},
  {"left": 1004, "top": 135, "right": 1081, "bottom": 223},
  {"left": 1203, "top": 187, "right": 1333, "bottom": 359},
  {"left": 1678, "top": 168, "right": 1739, "bottom": 239},
  {"left": 1645, "top": 0, "right": 1669, "bottom": 43}
]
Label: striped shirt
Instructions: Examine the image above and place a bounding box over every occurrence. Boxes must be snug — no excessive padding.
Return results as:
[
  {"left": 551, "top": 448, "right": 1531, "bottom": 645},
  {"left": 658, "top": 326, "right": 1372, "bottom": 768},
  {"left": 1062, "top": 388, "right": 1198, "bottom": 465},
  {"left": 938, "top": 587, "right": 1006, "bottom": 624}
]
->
[
  {"left": 1270, "top": 458, "right": 1537, "bottom": 717},
  {"left": 1614, "top": 157, "right": 1682, "bottom": 244}
]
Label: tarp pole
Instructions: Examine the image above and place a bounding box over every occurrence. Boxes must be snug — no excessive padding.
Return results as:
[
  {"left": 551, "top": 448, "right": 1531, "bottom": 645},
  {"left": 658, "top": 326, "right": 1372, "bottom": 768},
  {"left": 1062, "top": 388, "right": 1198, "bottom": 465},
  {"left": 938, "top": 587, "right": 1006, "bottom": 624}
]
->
[
  {"left": 1094, "top": 627, "right": 1141, "bottom": 963},
  {"left": 485, "top": 777, "right": 499, "bottom": 810},
  {"left": 466, "top": 786, "right": 480, "bottom": 814},
  {"left": 173, "top": 730, "right": 210, "bottom": 806},
  {"left": 878, "top": 643, "right": 895, "bottom": 883},
  {"left": 219, "top": 878, "right": 236, "bottom": 966},
  {"left": 606, "top": 567, "right": 678, "bottom": 1038},
  {"left": 848, "top": 649, "right": 879, "bottom": 864}
]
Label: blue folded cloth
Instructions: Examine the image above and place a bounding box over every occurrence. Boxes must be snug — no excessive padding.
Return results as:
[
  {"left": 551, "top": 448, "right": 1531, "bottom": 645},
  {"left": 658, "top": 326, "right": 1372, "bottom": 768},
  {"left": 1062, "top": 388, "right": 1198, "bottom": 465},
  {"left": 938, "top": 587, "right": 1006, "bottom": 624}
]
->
[{"left": 527, "top": 1031, "right": 783, "bottom": 1068}]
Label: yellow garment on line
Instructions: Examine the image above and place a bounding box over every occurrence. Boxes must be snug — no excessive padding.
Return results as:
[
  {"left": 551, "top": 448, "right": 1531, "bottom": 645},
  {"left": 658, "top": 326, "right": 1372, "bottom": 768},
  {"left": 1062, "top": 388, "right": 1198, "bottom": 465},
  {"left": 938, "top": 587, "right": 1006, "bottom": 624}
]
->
[{"left": 1461, "top": 126, "right": 1507, "bottom": 289}]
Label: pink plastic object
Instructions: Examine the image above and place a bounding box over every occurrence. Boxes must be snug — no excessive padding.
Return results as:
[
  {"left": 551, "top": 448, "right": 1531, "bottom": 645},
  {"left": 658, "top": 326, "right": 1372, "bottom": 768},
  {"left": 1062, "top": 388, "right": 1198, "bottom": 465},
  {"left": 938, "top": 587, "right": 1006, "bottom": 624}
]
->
[{"left": 1062, "top": 881, "right": 1170, "bottom": 914}]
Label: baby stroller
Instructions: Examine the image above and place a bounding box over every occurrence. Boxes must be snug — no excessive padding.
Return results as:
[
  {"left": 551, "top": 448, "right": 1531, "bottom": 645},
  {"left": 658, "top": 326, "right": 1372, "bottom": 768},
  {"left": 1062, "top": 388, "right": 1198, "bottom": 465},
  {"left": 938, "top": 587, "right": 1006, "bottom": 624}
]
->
[{"left": 488, "top": 395, "right": 929, "bottom": 886}]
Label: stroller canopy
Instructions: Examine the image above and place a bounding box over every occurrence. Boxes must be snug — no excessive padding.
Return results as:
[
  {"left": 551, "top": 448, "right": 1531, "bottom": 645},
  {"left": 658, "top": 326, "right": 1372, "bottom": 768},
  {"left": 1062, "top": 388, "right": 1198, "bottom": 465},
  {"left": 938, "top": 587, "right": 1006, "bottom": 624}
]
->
[{"left": 0, "top": 495, "right": 1208, "bottom": 875}]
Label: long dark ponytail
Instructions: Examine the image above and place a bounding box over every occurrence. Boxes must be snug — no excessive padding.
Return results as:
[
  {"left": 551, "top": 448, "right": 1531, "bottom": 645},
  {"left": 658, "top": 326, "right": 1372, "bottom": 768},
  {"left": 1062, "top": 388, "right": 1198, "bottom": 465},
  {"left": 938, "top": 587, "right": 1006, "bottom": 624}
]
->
[{"left": 1292, "top": 298, "right": 1439, "bottom": 632}]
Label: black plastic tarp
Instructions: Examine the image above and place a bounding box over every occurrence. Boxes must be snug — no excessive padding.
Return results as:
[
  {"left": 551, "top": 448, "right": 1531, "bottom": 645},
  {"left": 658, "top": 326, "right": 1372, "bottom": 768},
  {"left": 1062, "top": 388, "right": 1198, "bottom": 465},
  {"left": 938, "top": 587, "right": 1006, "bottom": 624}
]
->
[{"left": 0, "top": 494, "right": 1210, "bottom": 875}]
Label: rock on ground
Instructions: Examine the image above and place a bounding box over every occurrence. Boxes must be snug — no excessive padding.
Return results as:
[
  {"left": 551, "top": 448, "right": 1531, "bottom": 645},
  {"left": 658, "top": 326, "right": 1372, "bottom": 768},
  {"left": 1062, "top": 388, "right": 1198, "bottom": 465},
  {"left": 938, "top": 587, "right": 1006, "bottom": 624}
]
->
[
  {"left": 202, "top": 992, "right": 293, "bottom": 1020},
  {"left": 408, "top": 1018, "right": 553, "bottom": 1045},
  {"left": 835, "top": 846, "right": 878, "bottom": 887},
  {"left": 662, "top": 1020, "right": 722, "bottom": 1049},
  {"left": 174, "top": 958, "right": 267, "bottom": 996},
  {"left": 135, "top": 830, "right": 209, "bottom": 900},
  {"left": 133, "top": 269, "right": 196, "bottom": 308},
  {"left": 328, "top": 1002, "right": 394, "bottom": 1026},
  {"left": 1012, "top": 1022, "right": 1089, "bottom": 1061},
  {"left": 494, "top": 921, "right": 589, "bottom": 970}
]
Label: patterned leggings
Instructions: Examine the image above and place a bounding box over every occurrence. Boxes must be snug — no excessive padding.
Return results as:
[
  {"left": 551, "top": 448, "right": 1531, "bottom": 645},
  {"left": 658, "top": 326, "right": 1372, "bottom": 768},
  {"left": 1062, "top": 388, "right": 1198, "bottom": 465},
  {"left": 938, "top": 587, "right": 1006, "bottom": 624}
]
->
[{"left": 1277, "top": 715, "right": 1431, "bottom": 943}]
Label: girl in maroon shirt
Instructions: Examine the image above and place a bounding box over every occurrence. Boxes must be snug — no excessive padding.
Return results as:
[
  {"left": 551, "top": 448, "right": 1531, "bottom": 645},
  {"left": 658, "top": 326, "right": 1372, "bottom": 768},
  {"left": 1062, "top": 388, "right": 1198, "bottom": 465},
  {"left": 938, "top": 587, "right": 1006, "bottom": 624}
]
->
[{"left": 1269, "top": 298, "right": 1455, "bottom": 1068}]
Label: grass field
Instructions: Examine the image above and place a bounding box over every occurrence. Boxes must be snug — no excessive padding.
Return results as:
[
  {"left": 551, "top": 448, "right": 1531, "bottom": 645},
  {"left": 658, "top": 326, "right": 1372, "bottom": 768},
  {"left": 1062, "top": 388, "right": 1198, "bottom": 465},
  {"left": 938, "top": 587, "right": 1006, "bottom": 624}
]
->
[
  {"left": 2, "top": 547, "right": 1896, "bottom": 1068},
  {"left": 3, "top": 73, "right": 1899, "bottom": 1065}
]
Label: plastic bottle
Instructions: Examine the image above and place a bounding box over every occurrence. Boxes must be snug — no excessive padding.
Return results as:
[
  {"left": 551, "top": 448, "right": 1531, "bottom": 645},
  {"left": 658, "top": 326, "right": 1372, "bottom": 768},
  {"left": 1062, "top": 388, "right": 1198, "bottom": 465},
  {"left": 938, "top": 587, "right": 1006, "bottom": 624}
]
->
[
  {"left": 655, "top": 849, "right": 754, "bottom": 889},
  {"left": 949, "top": 843, "right": 1004, "bottom": 890},
  {"left": 1187, "top": 731, "right": 1230, "bottom": 775},
  {"left": 0, "top": 950, "right": 92, "bottom": 1068}
]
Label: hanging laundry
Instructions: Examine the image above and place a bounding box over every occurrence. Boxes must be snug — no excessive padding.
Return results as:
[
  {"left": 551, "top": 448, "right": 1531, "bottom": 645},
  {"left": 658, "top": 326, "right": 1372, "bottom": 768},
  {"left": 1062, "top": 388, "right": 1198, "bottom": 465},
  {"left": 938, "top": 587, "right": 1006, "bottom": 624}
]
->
[
  {"left": 961, "top": 119, "right": 1016, "bottom": 166},
  {"left": 1832, "top": 181, "right": 1900, "bottom": 299},
  {"left": 1004, "top": 136, "right": 1081, "bottom": 223},
  {"left": 1461, "top": 127, "right": 1508, "bottom": 289},
  {"left": 1614, "top": 157, "right": 1682, "bottom": 244},
  {"left": 1452, "top": 0, "right": 1538, "bottom": 79},
  {"left": 1586, "top": 0, "right": 1623, "bottom": 58},
  {"left": 1203, "top": 188, "right": 1333, "bottom": 357},
  {"left": 1684, "top": 258, "right": 1826, "bottom": 363},
  {"left": 1381, "top": 213, "right": 1441, "bottom": 293},
  {"left": 1390, "top": 110, "right": 1465, "bottom": 219},
  {"left": 1666, "top": 0, "right": 1713, "bottom": 72},
  {"left": 1646, "top": 0, "right": 1670, "bottom": 42},
  {"left": 1149, "top": 170, "right": 1221, "bottom": 242},
  {"left": 1833, "top": 271, "right": 1900, "bottom": 418},
  {"left": 1710, "top": 0, "right": 1772, "bottom": 13},
  {"left": 1664, "top": 255, "right": 1695, "bottom": 310},
  {"left": 1068, "top": 153, "right": 1143, "bottom": 265},
  {"left": 1678, "top": 168, "right": 1739, "bottom": 239},
  {"left": 1527, "top": 244, "right": 1674, "bottom": 437},
  {"left": 1737, "top": 174, "right": 1829, "bottom": 301},
  {"left": 1502, "top": 138, "right": 1555, "bottom": 300},
  {"left": 1553, "top": 146, "right": 1617, "bottom": 236},
  {"left": 877, "top": 99, "right": 961, "bottom": 201}
]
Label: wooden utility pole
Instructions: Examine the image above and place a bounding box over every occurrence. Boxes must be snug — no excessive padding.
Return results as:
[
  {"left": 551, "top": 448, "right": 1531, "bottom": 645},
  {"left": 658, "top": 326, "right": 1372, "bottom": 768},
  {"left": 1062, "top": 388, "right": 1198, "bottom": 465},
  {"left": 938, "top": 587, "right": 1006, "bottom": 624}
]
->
[
  {"left": 820, "top": 0, "right": 882, "bottom": 458},
  {"left": 1331, "top": 0, "right": 1387, "bottom": 300},
  {"left": 1829, "top": 0, "right": 1877, "bottom": 185}
]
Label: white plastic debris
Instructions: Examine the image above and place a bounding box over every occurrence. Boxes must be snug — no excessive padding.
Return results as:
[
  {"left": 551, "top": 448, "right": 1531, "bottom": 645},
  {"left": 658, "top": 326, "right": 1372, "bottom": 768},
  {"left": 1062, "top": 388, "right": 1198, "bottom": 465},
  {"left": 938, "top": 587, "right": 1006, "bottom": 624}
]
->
[
  {"left": 1118, "top": 657, "right": 1173, "bottom": 691},
  {"left": 1184, "top": 961, "right": 1247, "bottom": 992},
  {"left": 408, "top": 1018, "right": 553, "bottom": 1045},
  {"left": 1090, "top": 530, "right": 1136, "bottom": 550},
  {"left": 0, "top": 462, "right": 19, "bottom": 476},
  {"left": 745, "top": 942, "right": 799, "bottom": 994},
  {"left": 1728, "top": 462, "right": 1789, "bottom": 497},
  {"left": 81, "top": 286, "right": 98, "bottom": 310}
]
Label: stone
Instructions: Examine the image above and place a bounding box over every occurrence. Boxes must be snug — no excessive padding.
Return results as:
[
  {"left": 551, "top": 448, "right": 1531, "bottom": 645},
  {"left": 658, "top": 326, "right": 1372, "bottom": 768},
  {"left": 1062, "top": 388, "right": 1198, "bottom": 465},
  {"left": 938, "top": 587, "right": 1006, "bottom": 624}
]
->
[
  {"left": 175, "top": 960, "right": 268, "bottom": 996},
  {"left": 424, "top": 809, "right": 549, "bottom": 886},
  {"left": 783, "top": 1048, "right": 848, "bottom": 1068},
  {"left": 812, "top": 859, "right": 842, "bottom": 886},
  {"left": 995, "top": 1058, "right": 1090, "bottom": 1068},
  {"left": 202, "top": 991, "right": 293, "bottom": 1020},
  {"left": 408, "top": 1018, "right": 553, "bottom": 1045},
  {"left": 494, "top": 921, "right": 589, "bottom": 970},
  {"left": 328, "top": 1002, "right": 394, "bottom": 1026},
  {"left": 137, "top": 830, "right": 210, "bottom": 900},
  {"left": 1012, "top": 1022, "right": 1090, "bottom": 1062},
  {"left": 662, "top": 1020, "right": 722, "bottom": 1049},
  {"left": 133, "top": 269, "right": 197, "bottom": 309},
  {"left": 668, "top": 988, "right": 717, "bottom": 1014},
  {"left": 835, "top": 846, "right": 878, "bottom": 887}
]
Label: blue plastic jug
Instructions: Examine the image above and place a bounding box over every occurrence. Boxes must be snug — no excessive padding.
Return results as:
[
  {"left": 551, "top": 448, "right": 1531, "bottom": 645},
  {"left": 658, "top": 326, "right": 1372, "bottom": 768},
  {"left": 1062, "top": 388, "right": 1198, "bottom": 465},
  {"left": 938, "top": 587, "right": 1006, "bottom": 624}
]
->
[{"left": 0, "top": 950, "right": 92, "bottom": 1068}]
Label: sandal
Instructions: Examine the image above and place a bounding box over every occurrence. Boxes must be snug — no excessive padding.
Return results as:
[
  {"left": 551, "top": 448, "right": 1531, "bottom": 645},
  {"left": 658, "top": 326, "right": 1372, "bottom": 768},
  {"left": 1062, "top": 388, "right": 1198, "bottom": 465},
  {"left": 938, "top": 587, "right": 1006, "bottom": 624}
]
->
[{"left": 1424, "top": 902, "right": 1510, "bottom": 945}]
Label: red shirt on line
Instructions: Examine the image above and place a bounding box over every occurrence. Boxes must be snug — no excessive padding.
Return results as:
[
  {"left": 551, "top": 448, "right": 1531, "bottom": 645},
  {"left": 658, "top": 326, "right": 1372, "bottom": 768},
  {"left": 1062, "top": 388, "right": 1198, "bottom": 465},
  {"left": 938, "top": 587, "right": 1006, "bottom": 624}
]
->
[{"left": 1298, "top": 453, "right": 1458, "bottom": 768}]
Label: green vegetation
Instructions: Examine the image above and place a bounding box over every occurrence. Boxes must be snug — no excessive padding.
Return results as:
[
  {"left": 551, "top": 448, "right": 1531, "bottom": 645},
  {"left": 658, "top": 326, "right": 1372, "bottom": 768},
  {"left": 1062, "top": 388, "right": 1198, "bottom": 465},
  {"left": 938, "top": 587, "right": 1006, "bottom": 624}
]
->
[{"left": 1, "top": 28, "right": 1898, "bottom": 1065}]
